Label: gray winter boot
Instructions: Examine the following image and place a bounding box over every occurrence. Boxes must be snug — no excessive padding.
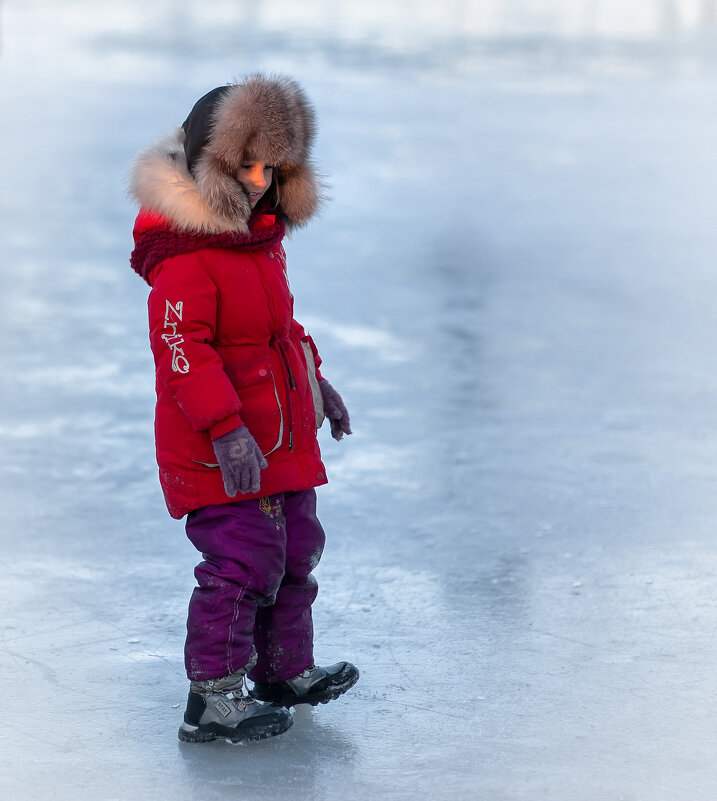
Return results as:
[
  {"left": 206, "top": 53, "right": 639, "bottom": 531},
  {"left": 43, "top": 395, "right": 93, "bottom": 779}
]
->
[
  {"left": 178, "top": 668, "right": 293, "bottom": 744},
  {"left": 251, "top": 662, "right": 359, "bottom": 708}
]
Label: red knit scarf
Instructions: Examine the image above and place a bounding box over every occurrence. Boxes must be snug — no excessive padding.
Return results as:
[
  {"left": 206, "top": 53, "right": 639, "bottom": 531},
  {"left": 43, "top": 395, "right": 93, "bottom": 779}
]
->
[{"left": 130, "top": 215, "right": 286, "bottom": 284}]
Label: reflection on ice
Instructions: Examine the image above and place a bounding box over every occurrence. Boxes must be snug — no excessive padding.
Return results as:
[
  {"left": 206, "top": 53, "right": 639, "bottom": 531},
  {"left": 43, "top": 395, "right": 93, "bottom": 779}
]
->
[
  {"left": 7, "top": 0, "right": 717, "bottom": 42},
  {"left": 20, "top": 363, "right": 121, "bottom": 389},
  {"left": 327, "top": 444, "right": 421, "bottom": 492},
  {"left": 3, "top": 0, "right": 717, "bottom": 82},
  {"left": 1, "top": 0, "right": 717, "bottom": 799},
  {"left": 302, "top": 316, "right": 416, "bottom": 363},
  {"left": 177, "top": 705, "right": 358, "bottom": 800}
]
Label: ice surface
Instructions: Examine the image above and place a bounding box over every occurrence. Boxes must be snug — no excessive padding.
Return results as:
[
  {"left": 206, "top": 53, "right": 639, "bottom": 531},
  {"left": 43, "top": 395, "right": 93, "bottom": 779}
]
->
[{"left": 1, "top": 1, "right": 717, "bottom": 799}]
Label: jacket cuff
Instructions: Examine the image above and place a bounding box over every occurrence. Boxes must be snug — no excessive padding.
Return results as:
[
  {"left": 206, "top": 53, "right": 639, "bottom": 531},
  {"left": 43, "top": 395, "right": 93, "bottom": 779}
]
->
[{"left": 209, "top": 414, "right": 244, "bottom": 440}]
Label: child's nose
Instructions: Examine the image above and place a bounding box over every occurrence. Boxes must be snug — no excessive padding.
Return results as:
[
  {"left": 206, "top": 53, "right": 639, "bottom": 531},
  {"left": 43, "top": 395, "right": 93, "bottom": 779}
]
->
[{"left": 248, "top": 165, "right": 267, "bottom": 189}]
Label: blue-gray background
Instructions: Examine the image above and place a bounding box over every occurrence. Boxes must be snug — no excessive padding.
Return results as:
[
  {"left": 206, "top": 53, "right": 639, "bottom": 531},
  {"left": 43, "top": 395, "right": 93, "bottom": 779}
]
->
[{"left": 1, "top": 2, "right": 716, "bottom": 799}]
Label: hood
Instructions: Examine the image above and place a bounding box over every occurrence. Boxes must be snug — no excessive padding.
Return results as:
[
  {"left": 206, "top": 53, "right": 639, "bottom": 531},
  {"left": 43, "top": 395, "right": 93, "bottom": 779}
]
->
[{"left": 129, "top": 74, "right": 322, "bottom": 234}]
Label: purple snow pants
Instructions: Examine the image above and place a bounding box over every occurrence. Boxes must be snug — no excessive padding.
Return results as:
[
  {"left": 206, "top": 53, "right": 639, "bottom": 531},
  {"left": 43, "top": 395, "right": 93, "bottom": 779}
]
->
[{"left": 184, "top": 488, "right": 326, "bottom": 683}]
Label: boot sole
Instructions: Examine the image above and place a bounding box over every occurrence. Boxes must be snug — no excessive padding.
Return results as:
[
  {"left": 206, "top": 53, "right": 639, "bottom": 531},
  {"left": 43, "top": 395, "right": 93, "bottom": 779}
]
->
[
  {"left": 253, "top": 666, "right": 360, "bottom": 708},
  {"left": 178, "top": 714, "right": 293, "bottom": 744}
]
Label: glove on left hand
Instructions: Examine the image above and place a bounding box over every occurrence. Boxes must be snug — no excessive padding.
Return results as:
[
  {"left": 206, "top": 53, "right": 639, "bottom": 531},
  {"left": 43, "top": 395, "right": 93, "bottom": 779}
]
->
[
  {"left": 212, "top": 426, "right": 268, "bottom": 496},
  {"left": 319, "top": 379, "right": 352, "bottom": 441}
]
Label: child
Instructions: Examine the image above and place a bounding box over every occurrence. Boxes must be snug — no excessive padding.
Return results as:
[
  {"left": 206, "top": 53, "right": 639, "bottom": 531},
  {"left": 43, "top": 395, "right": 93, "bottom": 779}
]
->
[{"left": 129, "top": 74, "right": 359, "bottom": 744}]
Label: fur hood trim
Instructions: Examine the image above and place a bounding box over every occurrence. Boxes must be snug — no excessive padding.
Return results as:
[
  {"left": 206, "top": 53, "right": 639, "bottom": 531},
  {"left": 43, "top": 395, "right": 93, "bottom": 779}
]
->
[
  {"left": 130, "top": 74, "right": 321, "bottom": 234},
  {"left": 130, "top": 129, "right": 243, "bottom": 234}
]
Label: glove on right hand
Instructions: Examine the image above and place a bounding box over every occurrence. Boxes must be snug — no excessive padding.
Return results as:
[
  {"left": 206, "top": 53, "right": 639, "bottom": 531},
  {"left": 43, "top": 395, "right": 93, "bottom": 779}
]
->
[
  {"left": 212, "top": 426, "right": 268, "bottom": 497},
  {"left": 319, "top": 379, "right": 352, "bottom": 441}
]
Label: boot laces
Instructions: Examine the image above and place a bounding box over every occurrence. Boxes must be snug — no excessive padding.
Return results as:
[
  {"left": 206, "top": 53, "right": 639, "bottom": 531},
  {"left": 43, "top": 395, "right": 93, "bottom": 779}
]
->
[
  {"left": 226, "top": 688, "right": 252, "bottom": 712},
  {"left": 193, "top": 671, "right": 256, "bottom": 711},
  {"left": 217, "top": 677, "right": 255, "bottom": 712}
]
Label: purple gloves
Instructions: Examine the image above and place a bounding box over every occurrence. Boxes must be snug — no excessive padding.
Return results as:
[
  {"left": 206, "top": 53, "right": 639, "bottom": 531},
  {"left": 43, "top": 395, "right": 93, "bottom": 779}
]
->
[
  {"left": 212, "top": 380, "right": 350, "bottom": 497},
  {"left": 212, "top": 426, "right": 267, "bottom": 496},
  {"left": 319, "top": 379, "right": 352, "bottom": 441}
]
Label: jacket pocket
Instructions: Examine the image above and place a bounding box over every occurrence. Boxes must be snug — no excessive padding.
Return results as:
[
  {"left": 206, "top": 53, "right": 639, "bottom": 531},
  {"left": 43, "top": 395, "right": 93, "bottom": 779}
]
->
[
  {"left": 222, "top": 354, "right": 284, "bottom": 456},
  {"left": 223, "top": 354, "right": 273, "bottom": 389}
]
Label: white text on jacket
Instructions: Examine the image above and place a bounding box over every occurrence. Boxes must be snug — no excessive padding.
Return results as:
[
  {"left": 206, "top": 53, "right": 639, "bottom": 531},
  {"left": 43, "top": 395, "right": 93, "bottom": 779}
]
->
[{"left": 162, "top": 300, "right": 190, "bottom": 374}]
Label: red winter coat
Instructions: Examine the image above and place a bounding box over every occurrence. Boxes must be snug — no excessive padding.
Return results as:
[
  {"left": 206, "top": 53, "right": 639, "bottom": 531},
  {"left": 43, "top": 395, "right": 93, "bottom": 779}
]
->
[{"left": 133, "top": 209, "right": 328, "bottom": 519}]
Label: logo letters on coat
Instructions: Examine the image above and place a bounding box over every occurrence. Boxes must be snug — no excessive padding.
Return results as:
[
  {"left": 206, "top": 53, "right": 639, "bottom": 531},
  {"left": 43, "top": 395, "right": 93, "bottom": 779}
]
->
[{"left": 162, "top": 300, "right": 190, "bottom": 374}]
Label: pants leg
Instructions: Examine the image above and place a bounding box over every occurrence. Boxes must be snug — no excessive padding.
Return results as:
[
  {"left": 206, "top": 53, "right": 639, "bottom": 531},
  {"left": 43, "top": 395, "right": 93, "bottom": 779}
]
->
[
  {"left": 250, "top": 488, "right": 326, "bottom": 683},
  {"left": 184, "top": 497, "right": 288, "bottom": 681}
]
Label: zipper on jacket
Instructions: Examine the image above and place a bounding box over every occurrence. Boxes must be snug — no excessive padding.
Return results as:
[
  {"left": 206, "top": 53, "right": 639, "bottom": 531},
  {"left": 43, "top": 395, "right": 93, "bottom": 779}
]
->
[
  {"left": 264, "top": 373, "right": 285, "bottom": 456},
  {"left": 257, "top": 253, "right": 297, "bottom": 452},
  {"left": 274, "top": 336, "right": 296, "bottom": 451}
]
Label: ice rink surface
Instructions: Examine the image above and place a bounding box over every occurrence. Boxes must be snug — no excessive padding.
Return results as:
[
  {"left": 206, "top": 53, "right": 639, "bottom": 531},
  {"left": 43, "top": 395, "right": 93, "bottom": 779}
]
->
[{"left": 1, "top": 1, "right": 717, "bottom": 799}]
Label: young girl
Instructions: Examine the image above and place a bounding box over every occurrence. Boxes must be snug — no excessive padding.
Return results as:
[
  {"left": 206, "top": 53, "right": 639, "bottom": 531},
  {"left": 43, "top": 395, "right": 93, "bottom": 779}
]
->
[{"left": 129, "top": 74, "right": 359, "bottom": 744}]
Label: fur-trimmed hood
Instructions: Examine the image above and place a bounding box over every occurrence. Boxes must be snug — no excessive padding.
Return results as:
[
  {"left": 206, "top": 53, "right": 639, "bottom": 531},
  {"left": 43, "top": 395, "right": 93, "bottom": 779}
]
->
[{"left": 129, "top": 74, "right": 321, "bottom": 234}]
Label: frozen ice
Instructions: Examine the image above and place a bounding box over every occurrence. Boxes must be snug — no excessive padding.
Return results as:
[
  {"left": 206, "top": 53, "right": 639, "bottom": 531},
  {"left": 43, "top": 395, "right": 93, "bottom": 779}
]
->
[{"left": 1, "top": 1, "right": 717, "bottom": 800}]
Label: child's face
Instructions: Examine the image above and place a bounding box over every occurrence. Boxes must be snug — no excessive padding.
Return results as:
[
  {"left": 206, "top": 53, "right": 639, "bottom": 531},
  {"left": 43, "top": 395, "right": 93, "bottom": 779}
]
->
[{"left": 235, "top": 162, "right": 274, "bottom": 208}]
